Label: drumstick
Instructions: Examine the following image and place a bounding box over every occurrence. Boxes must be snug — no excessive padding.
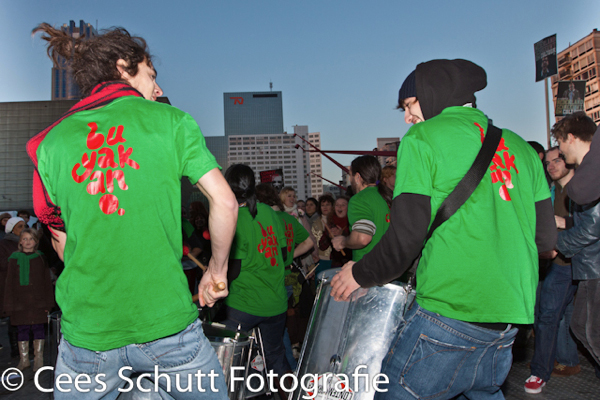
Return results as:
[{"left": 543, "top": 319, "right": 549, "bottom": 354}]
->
[
  {"left": 183, "top": 247, "right": 226, "bottom": 301},
  {"left": 324, "top": 224, "right": 346, "bottom": 256}
]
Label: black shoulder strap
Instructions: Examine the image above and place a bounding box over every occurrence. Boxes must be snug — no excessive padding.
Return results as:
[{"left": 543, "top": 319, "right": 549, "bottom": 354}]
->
[{"left": 424, "top": 121, "right": 503, "bottom": 242}]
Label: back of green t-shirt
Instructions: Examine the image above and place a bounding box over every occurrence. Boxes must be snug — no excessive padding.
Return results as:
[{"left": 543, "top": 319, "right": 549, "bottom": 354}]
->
[
  {"left": 348, "top": 186, "right": 390, "bottom": 262},
  {"left": 394, "top": 107, "right": 550, "bottom": 324},
  {"left": 37, "top": 97, "right": 219, "bottom": 350},
  {"left": 277, "top": 210, "right": 310, "bottom": 268},
  {"left": 226, "top": 203, "right": 288, "bottom": 317}
]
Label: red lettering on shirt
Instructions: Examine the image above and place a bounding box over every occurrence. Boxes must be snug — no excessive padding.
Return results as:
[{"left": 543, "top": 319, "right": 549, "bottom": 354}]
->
[
  {"left": 107, "top": 125, "right": 126, "bottom": 146},
  {"left": 474, "top": 122, "right": 519, "bottom": 202},
  {"left": 98, "top": 147, "right": 119, "bottom": 169},
  {"left": 284, "top": 221, "right": 294, "bottom": 252},
  {"left": 71, "top": 123, "right": 139, "bottom": 215},
  {"left": 257, "top": 222, "right": 280, "bottom": 266},
  {"left": 86, "top": 122, "right": 105, "bottom": 150},
  {"left": 72, "top": 152, "right": 97, "bottom": 183}
]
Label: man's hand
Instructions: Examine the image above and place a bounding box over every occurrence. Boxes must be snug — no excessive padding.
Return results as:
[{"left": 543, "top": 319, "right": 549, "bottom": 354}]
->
[
  {"left": 332, "top": 235, "right": 346, "bottom": 251},
  {"left": 198, "top": 260, "right": 228, "bottom": 308},
  {"left": 330, "top": 261, "right": 360, "bottom": 301},
  {"left": 555, "top": 215, "right": 566, "bottom": 229}
]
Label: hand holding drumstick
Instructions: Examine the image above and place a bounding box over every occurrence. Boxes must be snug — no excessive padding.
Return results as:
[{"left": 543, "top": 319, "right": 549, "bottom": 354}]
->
[{"left": 183, "top": 246, "right": 226, "bottom": 304}]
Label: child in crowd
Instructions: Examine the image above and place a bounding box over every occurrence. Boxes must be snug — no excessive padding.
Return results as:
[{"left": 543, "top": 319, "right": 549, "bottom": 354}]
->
[{"left": 3, "top": 228, "right": 55, "bottom": 371}]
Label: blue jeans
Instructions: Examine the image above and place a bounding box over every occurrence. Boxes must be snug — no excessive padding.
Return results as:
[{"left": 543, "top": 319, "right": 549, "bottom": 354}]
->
[
  {"left": 531, "top": 262, "right": 578, "bottom": 380},
  {"left": 375, "top": 304, "right": 517, "bottom": 400},
  {"left": 220, "top": 306, "right": 291, "bottom": 377},
  {"left": 54, "top": 319, "right": 228, "bottom": 400},
  {"left": 556, "top": 294, "right": 579, "bottom": 366}
]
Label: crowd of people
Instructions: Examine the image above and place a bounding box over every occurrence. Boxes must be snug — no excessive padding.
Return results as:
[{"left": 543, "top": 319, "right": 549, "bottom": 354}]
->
[{"left": 1, "top": 22, "right": 599, "bottom": 400}]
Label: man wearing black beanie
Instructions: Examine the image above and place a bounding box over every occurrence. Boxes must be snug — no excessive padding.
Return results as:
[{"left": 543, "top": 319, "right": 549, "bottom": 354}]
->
[{"left": 331, "top": 59, "right": 557, "bottom": 399}]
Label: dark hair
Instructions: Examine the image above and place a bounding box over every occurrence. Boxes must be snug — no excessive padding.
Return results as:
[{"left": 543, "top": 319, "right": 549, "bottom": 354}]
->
[
  {"left": 318, "top": 194, "right": 335, "bottom": 216},
  {"left": 551, "top": 111, "right": 597, "bottom": 143},
  {"left": 225, "top": 164, "right": 257, "bottom": 218},
  {"left": 351, "top": 155, "right": 392, "bottom": 208},
  {"left": 527, "top": 141, "right": 546, "bottom": 156},
  {"left": 33, "top": 23, "right": 153, "bottom": 97},
  {"left": 189, "top": 201, "right": 208, "bottom": 231},
  {"left": 18, "top": 228, "right": 39, "bottom": 252},
  {"left": 17, "top": 210, "right": 31, "bottom": 218},
  {"left": 396, "top": 97, "right": 418, "bottom": 111},
  {"left": 306, "top": 197, "right": 318, "bottom": 207},
  {"left": 256, "top": 183, "right": 284, "bottom": 210}
]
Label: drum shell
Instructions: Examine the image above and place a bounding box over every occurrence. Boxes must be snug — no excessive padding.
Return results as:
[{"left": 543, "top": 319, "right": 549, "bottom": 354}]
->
[
  {"left": 293, "top": 268, "right": 413, "bottom": 400},
  {"left": 203, "top": 323, "right": 251, "bottom": 400}
]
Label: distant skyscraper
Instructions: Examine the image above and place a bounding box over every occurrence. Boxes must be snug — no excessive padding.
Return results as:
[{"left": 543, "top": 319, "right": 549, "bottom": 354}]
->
[
  {"left": 51, "top": 20, "right": 97, "bottom": 100},
  {"left": 223, "top": 91, "right": 283, "bottom": 136}
]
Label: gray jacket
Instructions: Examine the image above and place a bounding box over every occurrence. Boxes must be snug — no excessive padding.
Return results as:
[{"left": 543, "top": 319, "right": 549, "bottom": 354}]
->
[{"left": 557, "top": 199, "right": 600, "bottom": 280}]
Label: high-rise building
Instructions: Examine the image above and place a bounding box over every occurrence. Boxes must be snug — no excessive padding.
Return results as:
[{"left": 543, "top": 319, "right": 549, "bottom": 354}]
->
[
  {"left": 552, "top": 29, "right": 600, "bottom": 124},
  {"left": 51, "top": 20, "right": 97, "bottom": 100},
  {"left": 226, "top": 125, "right": 323, "bottom": 201},
  {"left": 223, "top": 91, "right": 284, "bottom": 136}
]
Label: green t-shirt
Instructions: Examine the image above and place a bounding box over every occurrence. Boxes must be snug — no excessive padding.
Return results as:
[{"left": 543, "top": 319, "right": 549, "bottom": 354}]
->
[
  {"left": 277, "top": 210, "right": 310, "bottom": 270},
  {"left": 348, "top": 186, "right": 390, "bottom": 262},
  {"left": 394, "top": 107, "right": 550, "bottom": 324},
  {"left": 226, "top": 203, "right": 288, "bottom": 317},
  {"left": 37, "top": 96, "right": 219, "bottom": 351}
]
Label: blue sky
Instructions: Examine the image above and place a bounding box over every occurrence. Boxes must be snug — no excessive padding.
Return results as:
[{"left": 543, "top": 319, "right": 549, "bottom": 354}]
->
[{"left": 1, "top": 0, "right": 598, "bottom": 182}]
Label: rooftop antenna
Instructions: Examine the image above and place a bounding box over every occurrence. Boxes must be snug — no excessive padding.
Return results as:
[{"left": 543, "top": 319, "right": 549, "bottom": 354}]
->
[{"left": 269, "top": 81, "right": 273, "bottom": 92}]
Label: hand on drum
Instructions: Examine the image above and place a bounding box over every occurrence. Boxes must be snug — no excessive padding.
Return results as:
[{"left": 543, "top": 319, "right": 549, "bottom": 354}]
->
[
  {"left": 198, "top": 267, "right": 228, "bottom": 308},
  {"left": 330, "top": 261, "right": 360, "bottom": 302}
]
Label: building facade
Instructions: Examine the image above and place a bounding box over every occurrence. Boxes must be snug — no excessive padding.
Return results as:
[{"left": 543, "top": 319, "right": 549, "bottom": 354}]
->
[
  {"left": 552, "top": 29, "right": 600, "bottom": 124},
  {"left": 377, "top": 137, "right": 400, "bottom": 167},
  {"left": 223, "top": 91, "right": 284, "bottom": 136},
  {"left": 51, "top": 20, "right": 97, "bottom": 100},
  {"left": 226, "top": 125, "right": 323, "bottom": 201}
]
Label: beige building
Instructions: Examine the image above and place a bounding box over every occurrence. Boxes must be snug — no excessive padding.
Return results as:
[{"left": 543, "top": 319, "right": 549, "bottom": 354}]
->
[{"left": 552, "top": 29, "right": 600, "bottom": 124}]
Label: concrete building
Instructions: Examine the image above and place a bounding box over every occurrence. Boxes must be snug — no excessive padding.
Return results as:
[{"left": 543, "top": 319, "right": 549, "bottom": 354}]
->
[
  {"left": 377, "top": 137, "right": 400, "bottom": 167},
  {"left": 0, "top": 100, "right": 76, "bottom": 210},
  {"left": 223, "top": 91, "right": 284, "bottom": 136},
  {"left": 51, "top": 20, "right": 97, "bottom": 100},
  {"left": 552, "top": 29, "right": 600, "bottom": 124},
  {"left": 226, "top": 125, "right": 323, "bottom": 201}
]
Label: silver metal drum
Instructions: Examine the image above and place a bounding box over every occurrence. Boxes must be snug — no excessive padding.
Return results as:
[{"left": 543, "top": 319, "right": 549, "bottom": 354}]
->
[
  {"left": 293, "top": 268, "right": 415, "bottom": 400},
  {"left": 203, "top": 322, "right": 252, "bottom": 400}
]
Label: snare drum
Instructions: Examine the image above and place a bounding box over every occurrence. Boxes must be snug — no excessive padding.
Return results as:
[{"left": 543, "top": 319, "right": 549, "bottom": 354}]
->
[
  {"left": 203, "top": 323, "right": 252, "bottom": 400},
  {"left": 293, "top": 268, "right": 414, "bottom": 400}
]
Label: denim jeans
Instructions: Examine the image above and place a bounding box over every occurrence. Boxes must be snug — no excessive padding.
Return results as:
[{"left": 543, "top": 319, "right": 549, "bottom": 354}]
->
[
  {"left": 220, "top": 306, "right": 291, "bottom": 377},
  {"left": 53, "top": 319, "right": 228, "bottom": 400},
  {"left": 556, "top": 294, "right": 579, "bottom": 366},
  {"left": 531, "top": 262, "right": 578, "bottom": 380},
  {"left": 375, "top": 304, "right": 517, "bottom": 400},
  {"left": 571, "top": 278, "right": 600, "bottom": 366}
]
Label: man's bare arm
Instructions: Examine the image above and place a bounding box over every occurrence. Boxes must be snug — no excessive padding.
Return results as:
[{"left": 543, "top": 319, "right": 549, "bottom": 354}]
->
[
  {"left": 196, "top": 168, "right": 238, "bottom": 307},
  {"left": 332, "top": 230, "right": 372, "bottom": 251}
]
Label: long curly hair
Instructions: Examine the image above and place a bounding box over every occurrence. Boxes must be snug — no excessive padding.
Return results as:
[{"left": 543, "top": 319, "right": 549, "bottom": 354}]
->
[{"left": 32, "top": 23, "right": 153, "bottom": 97}]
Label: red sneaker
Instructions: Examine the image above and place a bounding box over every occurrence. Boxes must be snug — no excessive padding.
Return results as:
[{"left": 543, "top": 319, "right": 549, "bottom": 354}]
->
[{"left": 524, "top": 375, "right": 546, "bottom": 394}]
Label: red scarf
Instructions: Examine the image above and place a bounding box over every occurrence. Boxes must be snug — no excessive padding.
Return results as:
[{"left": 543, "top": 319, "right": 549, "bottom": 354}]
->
[{"left": 26, "top": 82, "right": 143, "bottom": 230}]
